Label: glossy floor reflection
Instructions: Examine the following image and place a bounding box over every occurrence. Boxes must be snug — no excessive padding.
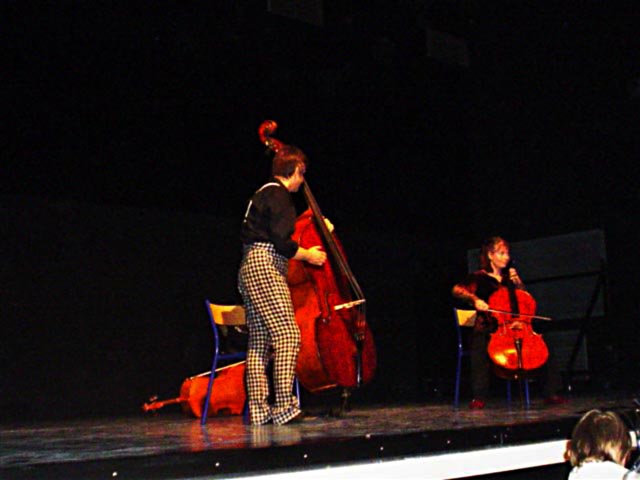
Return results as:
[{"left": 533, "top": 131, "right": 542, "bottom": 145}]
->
[{"left": 1, "top": 391, "right": 638, "bottom": 479}]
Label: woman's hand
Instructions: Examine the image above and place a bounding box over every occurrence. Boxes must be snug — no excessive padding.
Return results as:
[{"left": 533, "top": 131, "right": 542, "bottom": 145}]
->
[
  {"left": 474, "top": 298, "right": 489, "bottom": 311},
  {"left": 509, "top": 268, "right": 523, "bottom": 287}
]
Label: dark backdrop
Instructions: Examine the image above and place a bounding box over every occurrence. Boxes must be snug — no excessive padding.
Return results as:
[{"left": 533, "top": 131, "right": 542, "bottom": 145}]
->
[{"left": 3, "top": 1, "right": 639, "bottom": 420}]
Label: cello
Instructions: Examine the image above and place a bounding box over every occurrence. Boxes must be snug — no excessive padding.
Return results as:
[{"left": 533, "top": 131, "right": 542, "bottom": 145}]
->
[
  {"left": 258, "top": 120, "right": 377, "bottom": 402},
  {"left": 142, "top": 361, "right": 246, "bottom": 417},
  {"left": 486, "top": 280, "right": 550, "bottom": 378}
]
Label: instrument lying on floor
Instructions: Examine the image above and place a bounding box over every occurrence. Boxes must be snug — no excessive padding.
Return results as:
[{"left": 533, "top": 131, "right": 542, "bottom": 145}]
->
[
  {"left": 142, "top": 361, "right": 246, "bottom": 417},
  {"left": 258, "top": 120, "right": 377, "bottom": 398}
]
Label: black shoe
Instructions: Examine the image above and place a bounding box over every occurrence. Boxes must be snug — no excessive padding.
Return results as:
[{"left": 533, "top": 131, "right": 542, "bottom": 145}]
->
[
  {"left": 282, "top": 410, "right": 322, "bottom": 425},
  {"left": 283, "top": 411, "right": 306, "bottom": 425}
]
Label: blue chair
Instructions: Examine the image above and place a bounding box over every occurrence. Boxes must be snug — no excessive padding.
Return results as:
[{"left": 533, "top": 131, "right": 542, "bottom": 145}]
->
[
  {"left": 201, "top": 301, "right": 248, "bottom": 425},
  {"left": 453, "top": 308, "right": 530, "bottom": 408},
  {"left": 201, "top": 300, "right": 301, "bottom": 425}
]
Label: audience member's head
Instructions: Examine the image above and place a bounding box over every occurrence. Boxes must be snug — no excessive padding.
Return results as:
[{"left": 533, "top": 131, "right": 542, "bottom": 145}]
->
[{"left": 567, "top": 409, "right": 632, "bottom": 468}]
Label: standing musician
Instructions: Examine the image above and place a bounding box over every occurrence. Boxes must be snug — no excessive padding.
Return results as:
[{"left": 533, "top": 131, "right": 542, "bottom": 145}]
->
[
  {"left": 451, "top": 236, "right": 566, "bottom": 409},
  {"left": 238, "top": 144, "right": 330, "bottom": 425}
]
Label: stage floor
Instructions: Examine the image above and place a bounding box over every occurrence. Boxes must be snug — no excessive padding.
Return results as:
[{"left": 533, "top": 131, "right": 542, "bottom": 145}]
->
[{"left": 2, "top": 391, "right": 639, "bottom": 480}]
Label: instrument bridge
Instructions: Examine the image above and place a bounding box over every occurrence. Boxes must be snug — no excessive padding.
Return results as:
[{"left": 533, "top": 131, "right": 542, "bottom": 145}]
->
[{"left": 333, "top": 299, "right": 366, "bottom": 311}]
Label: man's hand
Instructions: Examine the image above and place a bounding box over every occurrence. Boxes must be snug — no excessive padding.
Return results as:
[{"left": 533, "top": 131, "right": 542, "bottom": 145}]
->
[
  {"left": 324, "top": 217, "right": 334, "bottom": 233},
  {"left": 304, "top": 245, "right": 326, "bottom": 266}
]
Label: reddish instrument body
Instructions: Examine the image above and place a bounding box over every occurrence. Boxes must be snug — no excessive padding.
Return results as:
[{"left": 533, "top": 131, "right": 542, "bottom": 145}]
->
[
  {"left": 142, "top": 362, "right": 246, "bottom": 417},
  {"left": 487, "top": 288, "right": 549, "bottom": 373},
  {"left": 258, "top": 119, "right": 376, "bottom": 393},
  {"left": 289, "top": 208, "right": 377, "bottom": 392}
]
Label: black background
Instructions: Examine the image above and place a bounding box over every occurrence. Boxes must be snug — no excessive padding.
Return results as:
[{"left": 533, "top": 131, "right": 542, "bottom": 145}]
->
[{"left": 2, "top": 1, "right": 639, "bottom": 420}]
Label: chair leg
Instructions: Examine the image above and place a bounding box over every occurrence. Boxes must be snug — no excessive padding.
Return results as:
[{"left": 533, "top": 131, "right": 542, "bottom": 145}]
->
[
  {"left": 507, "top": 378, "right": 531, "bottom": 408},
  {"left": 454, "top": 353, "right": 462, "bottom": 407},
  {"left": 242, "top": 398, "right": 250, "bottom": 424},
  {"left": 294, "top": 377, "right": 301, "bottom": 408},
  {"left": 200, "top": 363, "right": 218, "bottom": 426}
]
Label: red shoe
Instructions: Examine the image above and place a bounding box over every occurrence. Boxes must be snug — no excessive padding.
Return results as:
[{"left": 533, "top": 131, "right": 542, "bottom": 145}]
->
[
  {"left": 544, "top": 395, "right": 568, "bottom": 405},
  {"left": 469, "top": 398, "right": 486, "bottom": 409}
]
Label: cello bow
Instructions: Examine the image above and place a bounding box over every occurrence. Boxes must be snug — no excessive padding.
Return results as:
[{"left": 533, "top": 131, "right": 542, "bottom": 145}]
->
[{"left": 485, "top": 308, "right": 552, "bottom": 322}]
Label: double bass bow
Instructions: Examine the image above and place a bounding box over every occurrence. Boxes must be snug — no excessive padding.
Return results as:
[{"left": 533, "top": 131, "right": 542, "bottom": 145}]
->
[{"left": 258, "top": 120, "right": 377, "bottom": 400}]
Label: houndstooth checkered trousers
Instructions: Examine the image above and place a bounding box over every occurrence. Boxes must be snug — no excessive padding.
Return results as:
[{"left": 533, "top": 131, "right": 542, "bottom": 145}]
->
[{"left": 238, "top": 242, "right": 301, "bottom": 425}]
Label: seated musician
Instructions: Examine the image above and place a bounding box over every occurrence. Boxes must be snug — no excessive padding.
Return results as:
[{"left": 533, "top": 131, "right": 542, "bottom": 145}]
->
[{"left": 451, "top": 236, "right": 567, "bottom": 409}]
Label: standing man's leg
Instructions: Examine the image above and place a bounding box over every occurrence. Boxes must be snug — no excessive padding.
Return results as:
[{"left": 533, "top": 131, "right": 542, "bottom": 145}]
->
[
  {"left": 244, "top": 302, "right": 273, "bottom": 425},
  {"left": 239, "top": 244, "right": 301, "bottom": 425},
  {"left": 239, "top": 247, "right": 276, "bottom": 425},
  {"left": 265, "top": 289, "right": 301, "bottom": 425}
]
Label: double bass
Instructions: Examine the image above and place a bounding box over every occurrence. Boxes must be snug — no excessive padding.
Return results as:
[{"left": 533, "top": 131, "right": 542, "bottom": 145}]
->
[{"left": 258, "top": 120, "right": 377, "bottom": 402}]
